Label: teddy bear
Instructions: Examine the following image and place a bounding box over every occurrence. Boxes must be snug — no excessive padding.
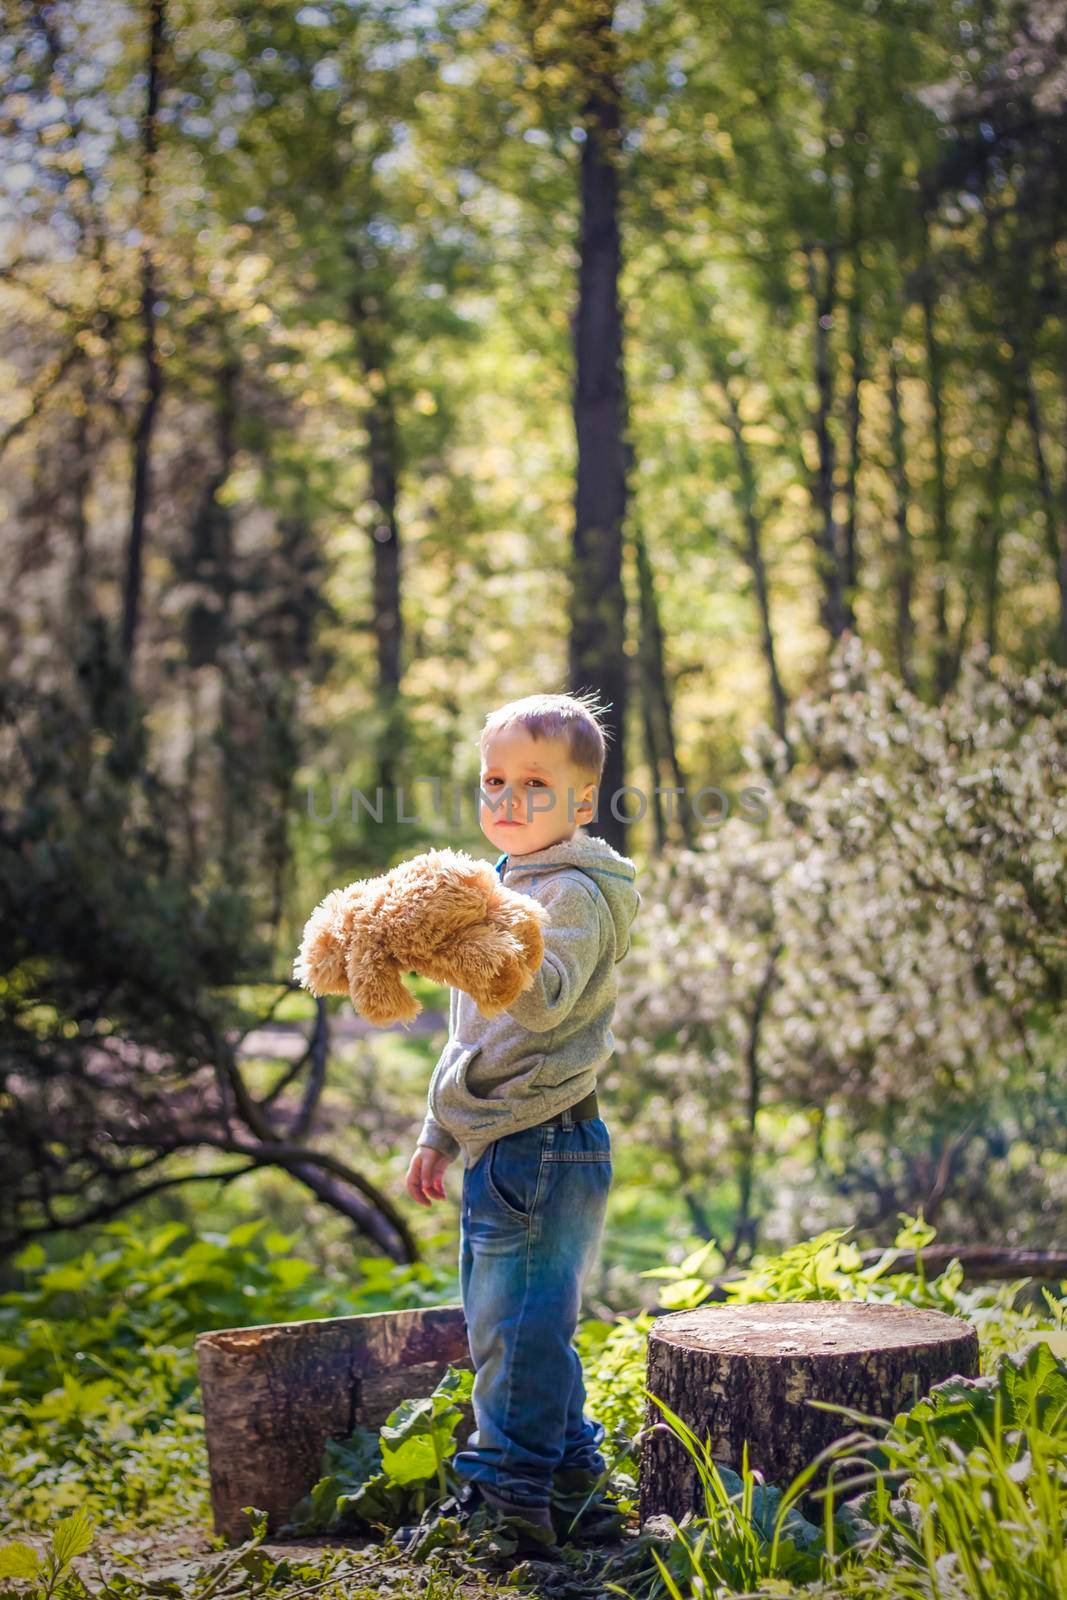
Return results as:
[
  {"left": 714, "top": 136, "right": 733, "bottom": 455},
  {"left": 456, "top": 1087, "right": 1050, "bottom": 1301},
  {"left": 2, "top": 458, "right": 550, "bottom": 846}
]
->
[{"left": 292, "top": 847, "right": 549, "bottom": 1027}]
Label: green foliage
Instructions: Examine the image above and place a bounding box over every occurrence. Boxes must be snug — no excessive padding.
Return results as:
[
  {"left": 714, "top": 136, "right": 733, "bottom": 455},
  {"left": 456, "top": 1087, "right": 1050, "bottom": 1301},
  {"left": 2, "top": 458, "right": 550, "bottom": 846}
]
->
[
  {"left": 636, "top": 1212, "right": 1067, "bottom": 1369},
  {"left": 4, "top": 1219, "right": 326, "bottom": 1404},
  {"left": 0, "top": 1217, "right": 458, "bottom": 1531},
  {"left": 578, "top": 1311, "right": 657, "bottom": 1442},
  {"left": 0, "top": 1511, "right": 95, "bottom": 1600},
  {"left": 280, "top": 1365, "right": 475, "bottom": 1536},
  {"left": 894, "top": 1339, "right": 1067, "bottom": 1466},
  {"left": 575, "top": 1212, "right": 1067, "bottom": 1534},
  {"left": 1, "top": 1213, "right": 1065, "bottom": 1597}
]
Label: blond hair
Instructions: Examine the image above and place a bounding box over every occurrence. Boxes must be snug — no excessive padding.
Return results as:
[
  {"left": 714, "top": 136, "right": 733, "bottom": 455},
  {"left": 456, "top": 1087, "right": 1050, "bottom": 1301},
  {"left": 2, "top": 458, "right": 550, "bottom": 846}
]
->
[{"left": 479, "top": 690, "right": 611, "bottom": 783}]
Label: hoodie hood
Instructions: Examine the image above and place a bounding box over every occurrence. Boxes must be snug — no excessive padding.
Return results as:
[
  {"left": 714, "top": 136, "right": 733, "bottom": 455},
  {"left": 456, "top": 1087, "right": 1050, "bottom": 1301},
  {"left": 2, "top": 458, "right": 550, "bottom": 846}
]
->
[{"left": 495, "top": 828, "right": 641, "bottom": 961}]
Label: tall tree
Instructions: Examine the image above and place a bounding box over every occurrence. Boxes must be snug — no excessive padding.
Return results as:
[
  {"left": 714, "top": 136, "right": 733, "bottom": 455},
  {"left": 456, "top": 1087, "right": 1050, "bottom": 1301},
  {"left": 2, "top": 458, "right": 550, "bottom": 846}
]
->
[
  {"left": 568, "top": 0, "right": 631, "bottom": 852},
  {"left": 121, "top": 0, "right": 167, "bottom": 670}
]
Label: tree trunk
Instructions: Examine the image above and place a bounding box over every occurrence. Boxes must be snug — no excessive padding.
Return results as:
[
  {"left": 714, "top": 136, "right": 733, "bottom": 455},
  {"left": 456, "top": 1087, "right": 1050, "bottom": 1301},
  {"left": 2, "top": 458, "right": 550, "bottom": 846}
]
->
[
  {"left": 1061, "top": 311, "right": 1067, "bottom": 663},
  {"left": 196, "top": 1304, "right": 472, "bottom": 1543},
  {"left": 840, "top": 140, "right": 867, "bottom": 634},
  {"left": 804, "top": 244, "right": 848, "bottom": 644},
  {"left": 1023, "top": 367, "right": 1067, "bottom": 664},
  {"left": 121, "top": 0, "right": 166, "bottom": 669},
  {"left": 887, "top": 345, "right": 916, "bottom": 692},
  {"left": 349, "top": 267, "right": 407, "bottom": 810},
  {"left": 917, "top": 228, "right": 953, "bottom": 697},
  {"left": 184, "top": 350, "right": 238, "bottom": 873},
  {"left": 639, "top": 1301, "right": 978, "bottom": 1523},
  {"left": 720, "top": 375, "right": 791, "bottom": 754},
  {"left": 980, "top": 406, "right": 1011, "bottom": 659},
  {"left": 66, "top": 375, "right": 94, "bottom": 647},
  {"left": 569, "top": 0, "right": 629, "bottom": 854},
  {"left": 634, "top": 522, "right": 694, "bottom": 850}
]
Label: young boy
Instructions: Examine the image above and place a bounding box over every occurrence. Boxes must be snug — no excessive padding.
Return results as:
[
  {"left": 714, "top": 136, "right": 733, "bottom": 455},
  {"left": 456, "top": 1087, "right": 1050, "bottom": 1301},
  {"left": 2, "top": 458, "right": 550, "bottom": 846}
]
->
[{"left": 403, "top": 692, "right": 640, "bottom": 1551}]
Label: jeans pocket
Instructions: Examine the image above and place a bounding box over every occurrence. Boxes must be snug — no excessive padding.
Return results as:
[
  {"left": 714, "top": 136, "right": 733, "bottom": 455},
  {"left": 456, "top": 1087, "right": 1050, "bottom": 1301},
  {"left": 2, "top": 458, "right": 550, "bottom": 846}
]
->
[{"left": 484, "top": 1135, "right": 539, "bottom": 1221}]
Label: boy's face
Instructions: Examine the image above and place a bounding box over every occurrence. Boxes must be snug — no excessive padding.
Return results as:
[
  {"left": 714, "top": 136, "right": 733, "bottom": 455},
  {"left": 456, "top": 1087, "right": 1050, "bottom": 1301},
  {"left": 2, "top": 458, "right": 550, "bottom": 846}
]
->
[{"left": 479, "top": 728, "right": 597, "bottom": 855}]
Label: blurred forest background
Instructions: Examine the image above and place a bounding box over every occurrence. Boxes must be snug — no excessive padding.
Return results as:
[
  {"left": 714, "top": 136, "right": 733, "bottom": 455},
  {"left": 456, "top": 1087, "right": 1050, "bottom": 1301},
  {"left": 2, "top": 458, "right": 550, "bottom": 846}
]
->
[{"left": 1, "top": 0, "right": 1065, "bottom": 1311}]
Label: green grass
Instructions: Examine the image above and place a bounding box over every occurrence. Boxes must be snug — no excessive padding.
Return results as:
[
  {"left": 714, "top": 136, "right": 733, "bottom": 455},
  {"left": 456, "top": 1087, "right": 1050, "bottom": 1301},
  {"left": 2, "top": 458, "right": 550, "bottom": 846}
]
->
[{"left": 1, "top": 1212, "right": 1063, "bottom": 1600}]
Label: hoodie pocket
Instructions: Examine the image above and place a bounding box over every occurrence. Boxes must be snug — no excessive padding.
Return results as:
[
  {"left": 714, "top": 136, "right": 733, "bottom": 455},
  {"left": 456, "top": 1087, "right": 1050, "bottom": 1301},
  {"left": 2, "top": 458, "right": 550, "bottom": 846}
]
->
[
  {"left": 428, "top": 1041, "right": 481, "bottom": 1120},
  {"left": 431, "top": 1039, "right": 548, "bottom": 1133}
]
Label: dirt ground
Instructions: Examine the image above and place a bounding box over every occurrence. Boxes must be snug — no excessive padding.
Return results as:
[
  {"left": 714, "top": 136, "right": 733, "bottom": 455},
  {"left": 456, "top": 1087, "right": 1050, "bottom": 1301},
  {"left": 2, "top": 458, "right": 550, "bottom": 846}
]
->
[{"left": 16, "top": 1517, "right": 651, "bottom": 1599}]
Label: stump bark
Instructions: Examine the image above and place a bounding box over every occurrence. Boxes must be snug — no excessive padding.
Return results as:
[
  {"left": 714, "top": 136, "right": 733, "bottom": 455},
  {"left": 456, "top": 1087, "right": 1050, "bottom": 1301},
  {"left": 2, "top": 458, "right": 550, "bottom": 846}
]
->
[
  {"left": 195, "top": 1303, "right": 471, "bottom": 1542},
  {"left": 639, "top": 1300, "right": 979, "bottom": 1525}
]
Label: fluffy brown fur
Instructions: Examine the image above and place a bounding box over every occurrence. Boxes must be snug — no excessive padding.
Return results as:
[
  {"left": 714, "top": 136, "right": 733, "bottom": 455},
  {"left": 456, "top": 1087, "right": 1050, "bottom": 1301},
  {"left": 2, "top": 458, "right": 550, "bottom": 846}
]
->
[{"left": 292, "top": 847, "right": 548, "bottom": 1026}]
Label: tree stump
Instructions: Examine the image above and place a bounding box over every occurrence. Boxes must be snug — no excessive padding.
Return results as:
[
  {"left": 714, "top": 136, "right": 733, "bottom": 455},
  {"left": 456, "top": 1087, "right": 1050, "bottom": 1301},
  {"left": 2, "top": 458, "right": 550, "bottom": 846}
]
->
[
  {"left": 195, "top": 1304, "right": 471, "bottom": 1543},
  {"left": 639, "top": 1301, "right": 979, "bottom": 1524}
]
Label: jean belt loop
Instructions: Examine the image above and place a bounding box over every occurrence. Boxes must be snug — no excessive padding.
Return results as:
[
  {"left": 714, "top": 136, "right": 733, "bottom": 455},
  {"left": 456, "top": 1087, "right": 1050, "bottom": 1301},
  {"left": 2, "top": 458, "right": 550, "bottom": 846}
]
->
[{"left": 561, "top": 1103, "right": 572, "bottom": 1129}]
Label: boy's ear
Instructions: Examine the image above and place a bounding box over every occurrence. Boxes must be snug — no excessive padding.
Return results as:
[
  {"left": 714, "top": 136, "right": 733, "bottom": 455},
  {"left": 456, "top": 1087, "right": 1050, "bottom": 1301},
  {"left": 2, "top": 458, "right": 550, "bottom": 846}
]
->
[{"left": 576, "top": 781, "right": 597, "bottom": 818}]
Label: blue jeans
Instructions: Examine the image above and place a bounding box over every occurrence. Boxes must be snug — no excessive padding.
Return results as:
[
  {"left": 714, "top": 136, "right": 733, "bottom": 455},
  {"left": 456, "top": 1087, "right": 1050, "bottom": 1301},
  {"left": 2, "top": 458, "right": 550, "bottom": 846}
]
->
[{"left": 452, "top": 1109, "right": 613, "bottom": 1511}]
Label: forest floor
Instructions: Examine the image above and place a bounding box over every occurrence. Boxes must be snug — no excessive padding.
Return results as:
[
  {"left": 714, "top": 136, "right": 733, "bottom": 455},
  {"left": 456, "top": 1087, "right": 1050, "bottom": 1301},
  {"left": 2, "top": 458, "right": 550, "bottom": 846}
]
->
[{"left": 26, "top": 1515, "right": 648, "bottom": 1599}]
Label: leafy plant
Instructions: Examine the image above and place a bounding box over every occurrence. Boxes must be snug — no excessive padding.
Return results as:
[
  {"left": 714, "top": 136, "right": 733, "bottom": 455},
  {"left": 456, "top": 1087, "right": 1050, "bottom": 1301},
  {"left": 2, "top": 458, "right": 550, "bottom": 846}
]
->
[
  {"left": 0, "top": 1217, "right": 459, "bottom": 1532},
  {"left": 634, "top": 1212, "right": 1067, "bottom": 1370},
  {"left": 0, "top": 1511, "right": 95, "bottom": 1600},
  {"left": 280, "top": 1365, "right": 475, "bottom": 1535}
]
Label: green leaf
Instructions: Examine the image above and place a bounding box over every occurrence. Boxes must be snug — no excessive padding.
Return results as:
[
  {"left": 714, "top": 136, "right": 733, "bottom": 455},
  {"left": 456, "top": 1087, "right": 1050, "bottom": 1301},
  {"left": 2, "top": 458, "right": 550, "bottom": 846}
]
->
[
  {"left": 51, "top": 1509, "right": 95, "bottom": 1567},
  {"left": 378, "top": 1365, "right": 472, "bottom": 1488},
  {"left": 679, "top": 1240, "right": 725, "bottom": 1279},
  {"left": 658, "top": 1277, "right": 713, "bottom": 1310},
  {"left": 380, "top": 1394, "right": 455, "bottom": 1485},
  {"left": 147, "top": 1222, "right": 189, "bottom": 1257},
  {"left": 227, "top": 1220, "right": 267, "bottom": 1248},
  {"left": 281, "top": 1429, "right": 382, "bottom": 1534},
  {"left": 11, "top": 1242, "right": 46, "bottom": 1272},
  {"left": 338, "top": 1470, "right": 407, "bottom": 1526},
  {"left": 40, "top": 1263, "right": 91, "bottom": 1292},
  {"left": 894, "top": 1213, "right": 937, "bottom": 1251},
  {"left": 898, "top": 1345, "right": 1067, "bottom": 1462},
  {"left": 432, "top": 1365, "right": 474, "bottom": 1405},
  {"left": 1002, "top": 1341, "right": 1067, "bottom": 1438},
  {"left": 0, "top": 1543, "right": 42, "bottom": 1579},
  {"left": 269, "top": 1258, "right": 315, "bottom": 1291},
  {"left": 283, "top": 1472, "right": 350, "bottom": 1535}
]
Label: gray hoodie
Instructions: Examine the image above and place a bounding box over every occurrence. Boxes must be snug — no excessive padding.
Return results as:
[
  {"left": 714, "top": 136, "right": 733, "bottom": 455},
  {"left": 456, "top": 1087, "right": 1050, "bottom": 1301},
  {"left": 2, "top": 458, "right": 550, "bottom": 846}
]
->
[{"left": 416, "top": 829, "right": 641, "bottom": 1169}]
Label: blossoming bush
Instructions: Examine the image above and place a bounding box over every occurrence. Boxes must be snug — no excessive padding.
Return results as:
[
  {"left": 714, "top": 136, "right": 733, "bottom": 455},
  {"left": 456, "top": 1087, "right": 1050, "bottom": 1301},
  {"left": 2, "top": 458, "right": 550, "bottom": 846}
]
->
[{"left": 608, "top": 637, "right": 1067, "bottom": 1253}]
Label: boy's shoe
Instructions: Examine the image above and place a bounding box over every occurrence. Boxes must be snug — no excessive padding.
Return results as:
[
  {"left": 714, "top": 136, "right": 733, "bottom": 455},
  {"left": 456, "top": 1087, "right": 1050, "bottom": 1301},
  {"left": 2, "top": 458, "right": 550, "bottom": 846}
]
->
[
  {"left": 393, "top": 1480, "right": 561, "bottom": 1560},
  {"left": 478, "top": 1481, "right": 557, "bottom": 1541},
  {"left": 550, "top": 1466, "right": 630, "bottom": 1544}
]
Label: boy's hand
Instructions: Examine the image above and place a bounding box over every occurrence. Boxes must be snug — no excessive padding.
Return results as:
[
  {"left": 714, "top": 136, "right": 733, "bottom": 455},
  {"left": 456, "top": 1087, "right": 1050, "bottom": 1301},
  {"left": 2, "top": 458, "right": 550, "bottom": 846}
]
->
[{"left": 407, "top": 1143, "right": 455, "bottom": 1206}]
